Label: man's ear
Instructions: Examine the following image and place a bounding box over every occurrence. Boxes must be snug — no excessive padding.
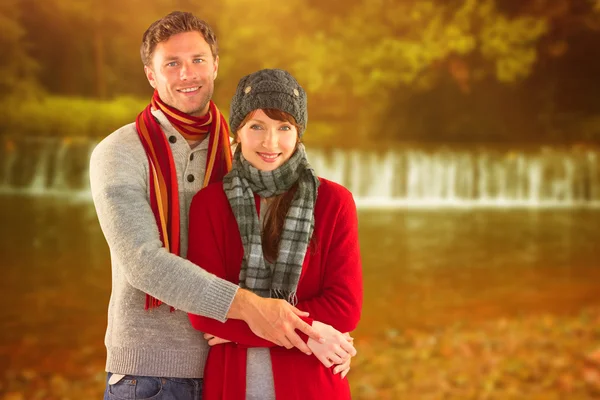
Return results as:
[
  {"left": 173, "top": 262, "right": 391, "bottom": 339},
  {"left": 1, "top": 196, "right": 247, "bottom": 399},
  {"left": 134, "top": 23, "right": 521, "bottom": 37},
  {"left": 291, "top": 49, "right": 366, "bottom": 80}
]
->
[
  {"left": 213, "top": 55, "right": 219, "bottom": 80},
  {"left": 144, "top": 65, "right": 156, "bottom": 88}
]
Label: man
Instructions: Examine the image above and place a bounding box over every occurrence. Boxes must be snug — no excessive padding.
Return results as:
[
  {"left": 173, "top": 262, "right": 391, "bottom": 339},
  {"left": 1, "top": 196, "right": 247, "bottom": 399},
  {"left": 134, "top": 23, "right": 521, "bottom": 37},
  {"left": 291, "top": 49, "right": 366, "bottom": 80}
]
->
[{"left": 90, "top": 11, "right": 324, "bottom": 399}]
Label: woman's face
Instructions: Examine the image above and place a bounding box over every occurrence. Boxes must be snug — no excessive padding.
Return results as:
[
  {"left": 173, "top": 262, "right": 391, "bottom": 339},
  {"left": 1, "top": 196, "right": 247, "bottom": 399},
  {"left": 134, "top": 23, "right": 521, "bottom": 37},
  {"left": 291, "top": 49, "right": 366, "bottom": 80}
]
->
[{"left": 236, "top": 109, "right": 298, "bottom": 171}]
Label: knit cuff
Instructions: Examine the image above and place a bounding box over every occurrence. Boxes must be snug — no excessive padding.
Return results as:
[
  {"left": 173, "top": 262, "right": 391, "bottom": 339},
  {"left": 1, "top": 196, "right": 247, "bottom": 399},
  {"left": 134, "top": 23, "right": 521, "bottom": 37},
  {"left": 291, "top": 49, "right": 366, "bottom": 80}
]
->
[{"left": 197, "top": 277, "right": 239, "bottom": 322}]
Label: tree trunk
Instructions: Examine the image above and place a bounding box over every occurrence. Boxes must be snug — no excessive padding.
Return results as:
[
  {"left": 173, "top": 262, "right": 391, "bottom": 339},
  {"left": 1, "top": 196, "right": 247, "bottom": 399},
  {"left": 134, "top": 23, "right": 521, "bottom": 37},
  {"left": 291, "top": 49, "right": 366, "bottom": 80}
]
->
[{"left": 93, "top": 27, "right": 107, "bottom": 99}]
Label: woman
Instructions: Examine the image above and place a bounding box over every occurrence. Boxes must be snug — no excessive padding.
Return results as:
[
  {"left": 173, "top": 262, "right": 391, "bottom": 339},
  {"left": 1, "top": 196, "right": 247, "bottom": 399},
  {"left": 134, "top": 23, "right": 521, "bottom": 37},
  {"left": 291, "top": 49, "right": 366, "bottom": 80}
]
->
[{"left": 187, "top": 69, "right": 363, "bottom": 399}]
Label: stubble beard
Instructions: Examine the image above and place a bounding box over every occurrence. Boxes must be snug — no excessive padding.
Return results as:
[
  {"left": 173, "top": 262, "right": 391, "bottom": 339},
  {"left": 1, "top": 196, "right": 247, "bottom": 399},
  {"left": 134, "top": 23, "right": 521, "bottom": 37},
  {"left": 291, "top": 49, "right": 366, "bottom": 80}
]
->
[{"left": 186, "top": 84, "right": 214, "bottom": 117}]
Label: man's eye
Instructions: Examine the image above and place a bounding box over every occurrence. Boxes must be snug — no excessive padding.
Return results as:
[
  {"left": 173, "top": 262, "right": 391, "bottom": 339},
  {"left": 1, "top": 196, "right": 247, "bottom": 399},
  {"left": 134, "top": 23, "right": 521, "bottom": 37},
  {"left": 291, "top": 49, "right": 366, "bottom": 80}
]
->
[
  {"left": 193, "top": 59, "right": 204, "bottom": 63},
  {"left": 167, "top": 62, "right": 178, "bottom": 67}
]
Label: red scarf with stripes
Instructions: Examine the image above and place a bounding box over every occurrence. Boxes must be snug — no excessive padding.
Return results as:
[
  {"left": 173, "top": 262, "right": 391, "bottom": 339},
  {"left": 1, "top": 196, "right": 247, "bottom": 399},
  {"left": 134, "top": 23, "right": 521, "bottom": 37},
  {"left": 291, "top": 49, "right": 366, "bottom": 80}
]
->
[{"left": 136, "top": 90, "right": 232, "bottom": 310}]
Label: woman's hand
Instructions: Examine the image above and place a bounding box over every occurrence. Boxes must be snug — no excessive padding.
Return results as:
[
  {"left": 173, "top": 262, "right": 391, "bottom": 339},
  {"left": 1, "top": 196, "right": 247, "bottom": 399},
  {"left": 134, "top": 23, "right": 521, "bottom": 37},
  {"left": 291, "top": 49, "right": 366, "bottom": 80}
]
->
[
  {"left": 333, "top": 356, "right": 352, "bottom": 378},
  {"left": 203, "top": 333, "right": 232, "bottom": 346},
  {"left": 307, "top": 321, "right": 357, "bottom": 369},
  {"left": 332, "top": 332, "right": 353, "bottom": 378}
]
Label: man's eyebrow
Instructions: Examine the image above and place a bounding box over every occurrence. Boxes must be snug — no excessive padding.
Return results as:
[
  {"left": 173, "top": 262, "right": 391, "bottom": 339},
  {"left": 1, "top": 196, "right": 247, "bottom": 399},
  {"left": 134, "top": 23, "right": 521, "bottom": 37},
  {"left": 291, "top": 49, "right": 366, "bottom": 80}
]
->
[{"left": 162, "top": 53, "right": 209, "bottom": 61}]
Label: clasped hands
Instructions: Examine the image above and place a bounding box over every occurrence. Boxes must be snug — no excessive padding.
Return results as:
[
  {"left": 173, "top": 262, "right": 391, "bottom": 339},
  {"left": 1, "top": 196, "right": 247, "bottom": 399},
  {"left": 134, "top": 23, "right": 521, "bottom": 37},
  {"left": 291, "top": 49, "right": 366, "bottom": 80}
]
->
[
  {"left": 204, "top": 320, "right": 355, "bottom": 378},
  {"left": 220, "top": 291, "right": 357, "bottom": 378}
]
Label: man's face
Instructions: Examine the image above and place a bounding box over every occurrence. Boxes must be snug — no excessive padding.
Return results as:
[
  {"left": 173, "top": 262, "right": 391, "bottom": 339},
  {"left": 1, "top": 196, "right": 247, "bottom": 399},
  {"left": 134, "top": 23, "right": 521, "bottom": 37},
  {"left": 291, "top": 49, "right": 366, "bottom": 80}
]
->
[{"left": 144, "top": 31, "right": 219, "bottom": 116}]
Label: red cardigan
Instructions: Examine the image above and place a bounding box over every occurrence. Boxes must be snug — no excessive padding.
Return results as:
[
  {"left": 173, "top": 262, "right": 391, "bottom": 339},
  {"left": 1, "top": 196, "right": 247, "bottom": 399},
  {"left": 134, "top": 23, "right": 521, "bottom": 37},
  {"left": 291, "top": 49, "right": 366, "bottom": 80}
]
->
[{"left": 187, "top": 178, "right": 363, "bottom": 400}]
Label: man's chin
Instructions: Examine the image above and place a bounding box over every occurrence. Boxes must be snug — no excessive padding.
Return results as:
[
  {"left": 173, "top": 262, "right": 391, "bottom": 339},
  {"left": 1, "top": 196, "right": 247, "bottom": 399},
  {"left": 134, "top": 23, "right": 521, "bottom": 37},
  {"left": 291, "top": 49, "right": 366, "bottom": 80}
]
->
[
  {"left": 173, "top": 105, "right": 200, "bottom": 117},
  {"left": 180, "top": 101, "right": 210, "bottom": 117}
]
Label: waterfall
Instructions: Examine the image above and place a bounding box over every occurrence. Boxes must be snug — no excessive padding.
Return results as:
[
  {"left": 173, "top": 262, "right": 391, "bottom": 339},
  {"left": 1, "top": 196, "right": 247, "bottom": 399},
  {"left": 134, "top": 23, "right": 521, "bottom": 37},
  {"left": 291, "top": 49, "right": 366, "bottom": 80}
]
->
[
  {"left": 1, "top": 136, "right": 599, "bottom": 208},
  {"left": 0, "top": 137, "right": 98, "bottom": 201},
  {"left": 308, "top": 146, "right": 600, "bottom": 208}
]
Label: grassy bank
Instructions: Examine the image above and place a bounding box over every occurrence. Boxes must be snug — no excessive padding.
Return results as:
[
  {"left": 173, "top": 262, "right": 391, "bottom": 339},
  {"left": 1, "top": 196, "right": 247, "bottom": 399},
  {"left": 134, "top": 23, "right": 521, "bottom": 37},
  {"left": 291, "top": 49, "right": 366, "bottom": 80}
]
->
[
  {"left": 0, "top": 96, "right": 338, "bottom": 145},
  {"left": 0, "top": 96, "right": 148, "bottom": 138},
  {"left": 2, "top": 96, "right": 599, "bottom": 147}
]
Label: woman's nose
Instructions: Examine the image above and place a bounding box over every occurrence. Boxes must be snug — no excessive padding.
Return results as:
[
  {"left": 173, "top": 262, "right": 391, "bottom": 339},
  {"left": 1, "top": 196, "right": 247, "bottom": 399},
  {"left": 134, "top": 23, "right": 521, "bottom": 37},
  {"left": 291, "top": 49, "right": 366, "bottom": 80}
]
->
[{"left": 262, "top": 129, "right": 278, "bottom": 148}]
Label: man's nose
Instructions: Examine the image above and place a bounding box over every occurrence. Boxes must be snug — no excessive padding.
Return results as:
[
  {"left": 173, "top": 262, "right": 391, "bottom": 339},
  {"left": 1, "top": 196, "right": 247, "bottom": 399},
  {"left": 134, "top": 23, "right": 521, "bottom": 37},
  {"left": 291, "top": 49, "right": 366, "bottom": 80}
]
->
[{"left": 180, "top": 62, "right": 197, "bottom": 81}]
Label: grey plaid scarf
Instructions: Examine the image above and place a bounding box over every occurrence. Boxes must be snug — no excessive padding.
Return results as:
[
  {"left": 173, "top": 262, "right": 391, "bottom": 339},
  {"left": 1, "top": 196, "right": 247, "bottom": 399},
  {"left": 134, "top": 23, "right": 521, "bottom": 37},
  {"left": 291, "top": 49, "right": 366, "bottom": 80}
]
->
[{"left": 223, "top": 143, "right": 319, "bottom": 304}]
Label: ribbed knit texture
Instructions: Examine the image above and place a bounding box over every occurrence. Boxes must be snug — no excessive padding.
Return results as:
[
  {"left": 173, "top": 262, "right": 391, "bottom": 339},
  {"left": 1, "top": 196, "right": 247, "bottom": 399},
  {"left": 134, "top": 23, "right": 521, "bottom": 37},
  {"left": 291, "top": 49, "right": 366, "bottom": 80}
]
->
[
  {"left": 90, "top": 109, "right": 239, "bottom": 378},
  {"left": 229, "top": 69, "right": 308, "bottom": 135}
]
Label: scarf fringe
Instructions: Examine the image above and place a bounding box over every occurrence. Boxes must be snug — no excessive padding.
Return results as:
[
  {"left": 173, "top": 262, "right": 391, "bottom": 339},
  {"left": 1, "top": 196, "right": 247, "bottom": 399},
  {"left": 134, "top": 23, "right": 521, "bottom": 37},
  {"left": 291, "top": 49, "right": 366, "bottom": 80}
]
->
[{"left": 271, "top": 289, "right": 299, "bottom": 306}]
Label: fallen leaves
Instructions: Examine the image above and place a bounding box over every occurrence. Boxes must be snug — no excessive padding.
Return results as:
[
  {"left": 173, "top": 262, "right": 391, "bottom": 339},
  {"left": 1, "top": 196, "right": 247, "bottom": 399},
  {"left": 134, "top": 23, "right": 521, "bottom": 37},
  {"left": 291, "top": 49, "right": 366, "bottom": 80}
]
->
[{"left": 350, "top": 306, "right": 600, "bottom": 399}]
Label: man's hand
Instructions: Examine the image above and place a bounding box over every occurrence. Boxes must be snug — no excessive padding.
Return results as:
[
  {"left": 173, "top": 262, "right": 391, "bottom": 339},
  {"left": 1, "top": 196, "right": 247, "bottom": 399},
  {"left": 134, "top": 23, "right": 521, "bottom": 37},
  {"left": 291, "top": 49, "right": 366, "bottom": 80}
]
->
[
  {"left": 227, "top": 289, "right": 324, "bottom": 354},
  {"left": 307, "top": 322, "right": 356, "bottom": 369}
]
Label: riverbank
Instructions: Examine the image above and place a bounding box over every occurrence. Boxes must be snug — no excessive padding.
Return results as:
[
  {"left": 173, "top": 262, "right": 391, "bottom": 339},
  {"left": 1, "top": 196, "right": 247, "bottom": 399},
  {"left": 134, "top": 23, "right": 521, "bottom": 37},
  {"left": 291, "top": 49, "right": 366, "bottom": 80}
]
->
[{"left": 1, "top": 306, "right": 599, "bottom": 400}]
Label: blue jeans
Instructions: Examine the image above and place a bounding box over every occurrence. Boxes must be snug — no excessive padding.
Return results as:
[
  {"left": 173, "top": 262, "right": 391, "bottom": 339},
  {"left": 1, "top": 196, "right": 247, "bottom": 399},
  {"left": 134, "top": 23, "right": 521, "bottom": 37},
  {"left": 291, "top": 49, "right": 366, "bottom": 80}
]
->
[{"left": 103, "top": 372, "right": 203, "bottom": 400}]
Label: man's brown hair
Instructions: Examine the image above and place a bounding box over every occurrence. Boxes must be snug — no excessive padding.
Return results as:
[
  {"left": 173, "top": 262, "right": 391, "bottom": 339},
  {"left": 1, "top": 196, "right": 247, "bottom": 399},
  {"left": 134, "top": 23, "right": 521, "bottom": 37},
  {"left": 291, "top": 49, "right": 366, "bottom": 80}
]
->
[{"left": 140, "top": 11, "right": 218, "bottom": 66}]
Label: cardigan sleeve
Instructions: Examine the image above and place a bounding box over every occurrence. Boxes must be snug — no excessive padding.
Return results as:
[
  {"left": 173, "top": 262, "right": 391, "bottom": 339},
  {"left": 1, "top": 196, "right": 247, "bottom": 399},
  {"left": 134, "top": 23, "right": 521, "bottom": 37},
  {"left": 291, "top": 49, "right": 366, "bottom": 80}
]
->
[
  {"left": 190, "top": 314, "right": 314, "bottom": 348},
  {"left": 188, "top": 187, "right": 362, "bottom": 346}
]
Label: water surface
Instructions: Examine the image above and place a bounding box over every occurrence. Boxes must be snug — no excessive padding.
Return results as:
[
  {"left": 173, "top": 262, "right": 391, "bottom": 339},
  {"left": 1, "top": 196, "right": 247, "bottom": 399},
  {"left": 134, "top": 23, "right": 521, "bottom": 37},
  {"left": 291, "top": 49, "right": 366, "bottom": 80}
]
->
[{"left": 2, "top": 197, "right": 599, "bottom": 387}]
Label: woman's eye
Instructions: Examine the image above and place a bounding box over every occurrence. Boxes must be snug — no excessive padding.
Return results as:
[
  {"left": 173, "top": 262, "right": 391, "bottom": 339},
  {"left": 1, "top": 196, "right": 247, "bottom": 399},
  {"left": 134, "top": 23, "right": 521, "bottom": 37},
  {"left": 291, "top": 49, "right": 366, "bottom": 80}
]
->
[
  {"left": 250, "top": 124, "right": 263, "bottom": 130},
  {"left": 280, "top": 125, "right": 292, "bottom": 131}
]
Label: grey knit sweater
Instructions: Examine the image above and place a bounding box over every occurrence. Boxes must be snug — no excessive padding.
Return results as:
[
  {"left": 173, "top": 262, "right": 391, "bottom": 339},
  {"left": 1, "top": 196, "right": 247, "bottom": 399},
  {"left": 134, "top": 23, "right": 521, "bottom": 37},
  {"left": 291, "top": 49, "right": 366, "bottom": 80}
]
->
[{"left": 90, "top": 109, "right": 239, "bottom": 378}]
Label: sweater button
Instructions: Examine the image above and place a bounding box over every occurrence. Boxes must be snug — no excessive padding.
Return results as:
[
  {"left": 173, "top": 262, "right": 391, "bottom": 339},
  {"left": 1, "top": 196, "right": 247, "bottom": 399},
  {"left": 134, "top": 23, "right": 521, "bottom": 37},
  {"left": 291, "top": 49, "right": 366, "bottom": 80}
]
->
[
  {"left": 187, "top": 174, "right": 195, "bottom": 182},
  {"left": 190, "top": 153, "right": 194, "bottom": 161},
  {"left": 169, "top": 135, "right": 177, "bottom": 144}
]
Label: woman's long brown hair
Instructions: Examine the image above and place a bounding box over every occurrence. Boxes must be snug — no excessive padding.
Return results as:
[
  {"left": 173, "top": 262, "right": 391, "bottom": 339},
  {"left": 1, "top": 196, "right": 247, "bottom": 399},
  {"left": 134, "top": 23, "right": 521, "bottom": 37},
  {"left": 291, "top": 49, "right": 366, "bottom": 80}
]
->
[{"left": 235, "top": 108, "right": 317, "bottom": 262}]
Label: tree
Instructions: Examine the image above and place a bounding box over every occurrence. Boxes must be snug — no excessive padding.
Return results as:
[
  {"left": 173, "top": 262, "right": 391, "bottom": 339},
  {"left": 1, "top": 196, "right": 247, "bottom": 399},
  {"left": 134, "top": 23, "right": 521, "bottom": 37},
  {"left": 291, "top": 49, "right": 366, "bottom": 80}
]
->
[
  {"left": 285, "top": 0, "right": 551, "bottom": 139},
  {"left": 0, "top": 0, "right": 39, "bottom": 100},
  {"left": 21, "top": 0, "right": 179, "bottom": 99}
]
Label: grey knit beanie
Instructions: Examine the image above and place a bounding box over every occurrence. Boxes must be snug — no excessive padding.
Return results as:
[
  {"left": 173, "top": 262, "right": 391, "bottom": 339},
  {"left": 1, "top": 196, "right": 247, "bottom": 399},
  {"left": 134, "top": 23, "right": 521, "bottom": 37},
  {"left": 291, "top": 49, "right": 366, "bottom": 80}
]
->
[{"left": 229, "top": 69, "right": 308, "bottom": 136}]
